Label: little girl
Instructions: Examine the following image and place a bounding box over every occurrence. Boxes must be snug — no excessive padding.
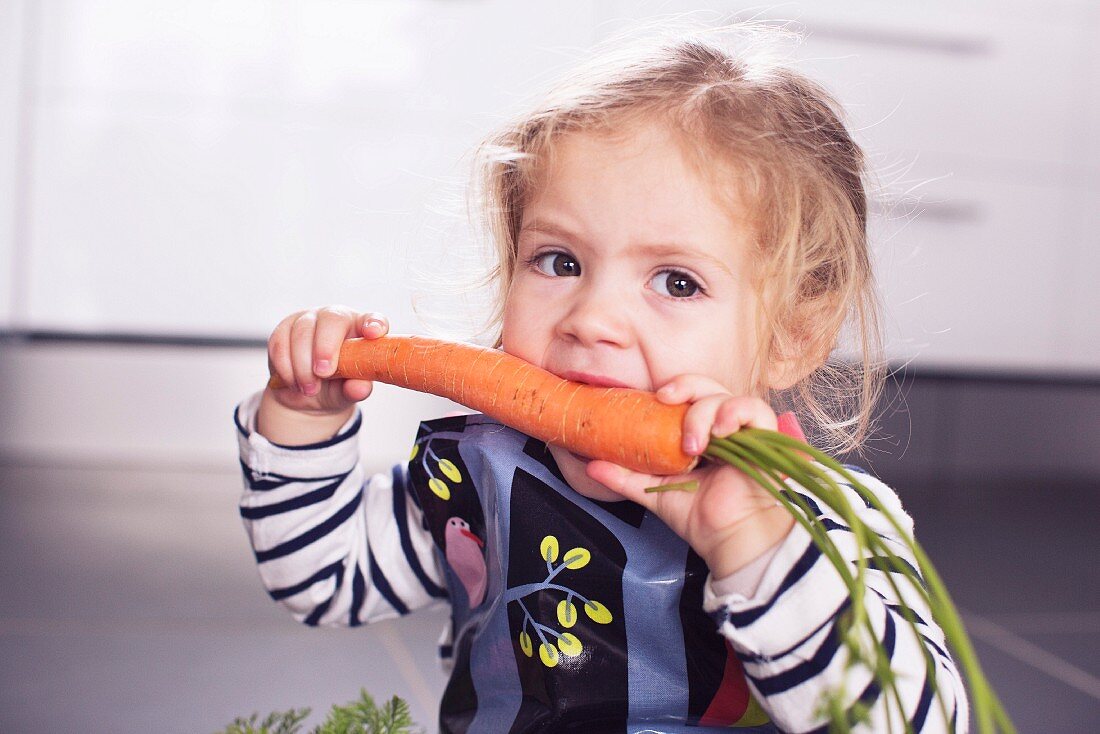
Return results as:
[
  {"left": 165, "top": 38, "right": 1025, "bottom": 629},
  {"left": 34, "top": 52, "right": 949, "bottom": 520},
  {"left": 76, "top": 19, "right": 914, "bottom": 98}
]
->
[{"left": 234, "top": 27, "right": 967, "bottom": 733}]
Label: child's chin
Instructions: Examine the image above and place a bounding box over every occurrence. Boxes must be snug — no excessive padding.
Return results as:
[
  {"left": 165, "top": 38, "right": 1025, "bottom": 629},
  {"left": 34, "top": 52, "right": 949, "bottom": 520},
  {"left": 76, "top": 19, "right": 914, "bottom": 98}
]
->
[
  {"left": 549, "top": 445, "right": 625, "bottom": 502},
  {"left": 573, "top": 476, "right": 625, "bottom": 503}
]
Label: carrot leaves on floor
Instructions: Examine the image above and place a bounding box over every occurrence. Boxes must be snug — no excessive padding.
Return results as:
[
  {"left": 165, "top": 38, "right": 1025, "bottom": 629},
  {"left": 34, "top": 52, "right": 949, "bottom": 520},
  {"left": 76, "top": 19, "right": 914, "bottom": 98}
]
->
[{"left": 217, "top": 690, "right": 419, "bottom": 734}]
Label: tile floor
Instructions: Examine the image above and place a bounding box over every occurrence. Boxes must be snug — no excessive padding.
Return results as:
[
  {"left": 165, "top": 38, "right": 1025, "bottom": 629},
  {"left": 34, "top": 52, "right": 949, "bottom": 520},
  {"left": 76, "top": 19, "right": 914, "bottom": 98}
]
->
[{"left": 0, "top": 462, "right": 1097, "bottom": 732}]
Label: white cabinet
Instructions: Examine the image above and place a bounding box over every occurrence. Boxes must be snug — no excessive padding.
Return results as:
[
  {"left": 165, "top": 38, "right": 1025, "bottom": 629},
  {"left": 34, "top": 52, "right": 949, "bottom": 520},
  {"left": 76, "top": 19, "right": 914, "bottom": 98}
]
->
[
  {"left": 0, "top": 0, "right": 25, "bottom": 330},
  {"left": 3, "top": 0, "right": 1099, "bottom": 372},
  {"left": 873, "top": 172, "right": 1073, "bottom": 371},
  {"left": 601, "top": 1, "right": 1100, "bottom": 373},
  {"left": 1065, "top": 181, "right": 1100, "bottom": 371},
  {"left": 20, "top": 0, "right": 599, "bottom": 338},
  {"left": 784, "top": 3, "right": 1098, "bottom": 373}
]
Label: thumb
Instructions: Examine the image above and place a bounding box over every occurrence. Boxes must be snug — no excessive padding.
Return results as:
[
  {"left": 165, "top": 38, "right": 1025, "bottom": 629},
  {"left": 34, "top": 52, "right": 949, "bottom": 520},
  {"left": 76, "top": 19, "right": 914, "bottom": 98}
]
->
[{"left": 586, "top": 460, "right": 695, "bottom": 510}]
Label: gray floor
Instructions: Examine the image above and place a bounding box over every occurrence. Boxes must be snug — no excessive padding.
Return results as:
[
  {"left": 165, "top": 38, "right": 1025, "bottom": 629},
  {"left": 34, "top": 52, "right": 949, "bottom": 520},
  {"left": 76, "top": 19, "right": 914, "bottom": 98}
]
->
[
  {"left": 1, "top": 462, "right": 1097, "bottom": 732},
  {"left": 0, "top": 463, "right": 450, "bottom": 733}
]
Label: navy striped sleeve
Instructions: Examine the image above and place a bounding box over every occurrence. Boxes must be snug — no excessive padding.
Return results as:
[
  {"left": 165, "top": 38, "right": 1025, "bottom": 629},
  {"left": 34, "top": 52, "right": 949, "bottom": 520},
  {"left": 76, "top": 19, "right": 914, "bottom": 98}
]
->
[
  {"left": 253, "top": 489, "right": 362, "bottom": 563},
  {"left": 236, "top": 390, "right": 448, "bottom": 632},
  {"left": 391, "top": 465, "right": 448, "bottom": 599},
  {"left": 703, "top": 466, "right": 969, "bottom": 732}
]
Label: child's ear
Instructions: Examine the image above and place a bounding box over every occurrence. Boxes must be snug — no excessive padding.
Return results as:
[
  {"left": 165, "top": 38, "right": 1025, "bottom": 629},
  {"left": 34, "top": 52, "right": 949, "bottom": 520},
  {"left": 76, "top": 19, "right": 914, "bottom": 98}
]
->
[
  {"left": 765, "top": 297, "right": 843, "bottom": 391},
  {"left": 766, "top": 352, "right": 813, "bottom": 391}
]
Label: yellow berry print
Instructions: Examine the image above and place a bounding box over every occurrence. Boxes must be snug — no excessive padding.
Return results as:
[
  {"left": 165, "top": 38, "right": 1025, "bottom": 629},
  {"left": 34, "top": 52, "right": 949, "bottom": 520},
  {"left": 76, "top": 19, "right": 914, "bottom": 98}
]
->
[
  {"left": 539, "top": 642, "right": 559, "bottom": 668},
  {"left": 556, "top": 599, "right": 577, "bottom": 628},
  {"left": 510, "top": 536, "right": 609, "bottom": 673},
  {"left": 438, "top": 459, "right": 462, "bottom": 483},
  {"left": 584, "top": 600, "right": 612, "bottom": 624},
  {"left": 562, "top": 548, "right": 590, "bottom": 569},
  {"left": 540, "top": 535, "right": 559, "bottom": 563},
  {"left": 557, "top": 633, "right": 582, "bottom": 658},
  {"left": 428, "top": 477, "right": 450, "bottom": 500},
  {"left": 413, "top": 438, "right": 463, "bottom": 502}
]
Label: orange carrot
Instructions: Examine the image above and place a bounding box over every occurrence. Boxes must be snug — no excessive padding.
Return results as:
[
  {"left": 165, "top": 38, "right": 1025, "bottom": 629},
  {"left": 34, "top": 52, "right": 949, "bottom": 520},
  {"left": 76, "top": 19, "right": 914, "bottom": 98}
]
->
[{"left": 268, "top": 335, "right": 695, "bottom": 475}]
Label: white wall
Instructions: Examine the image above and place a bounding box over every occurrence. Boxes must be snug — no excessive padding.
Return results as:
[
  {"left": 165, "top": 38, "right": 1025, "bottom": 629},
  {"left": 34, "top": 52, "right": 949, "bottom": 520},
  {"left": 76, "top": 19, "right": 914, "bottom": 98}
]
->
[
  {"left": 0, "top": 0, "right": 25, "bottom": 330},
  {"left": 6, "top": 0, "right": 605, "bottom": 339},
  {"left": 1, "top": 1, "right": 1098, "bottom": 467},
  {"left": 0, "top": 339, "right": 456, "bottom": 473}
]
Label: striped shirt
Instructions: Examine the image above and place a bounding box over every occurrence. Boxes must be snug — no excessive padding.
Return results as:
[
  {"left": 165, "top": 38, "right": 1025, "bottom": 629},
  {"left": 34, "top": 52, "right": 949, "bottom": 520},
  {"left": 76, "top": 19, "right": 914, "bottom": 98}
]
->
[{"left": 235, "top": 390, "right": 968, "bottom": 733}]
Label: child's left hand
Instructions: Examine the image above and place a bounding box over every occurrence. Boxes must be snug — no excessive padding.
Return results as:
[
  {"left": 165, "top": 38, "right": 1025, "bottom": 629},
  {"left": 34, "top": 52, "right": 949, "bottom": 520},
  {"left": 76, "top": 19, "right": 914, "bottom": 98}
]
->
[{"left": 586, "top": 374, "right": 795, "bottom": 580}]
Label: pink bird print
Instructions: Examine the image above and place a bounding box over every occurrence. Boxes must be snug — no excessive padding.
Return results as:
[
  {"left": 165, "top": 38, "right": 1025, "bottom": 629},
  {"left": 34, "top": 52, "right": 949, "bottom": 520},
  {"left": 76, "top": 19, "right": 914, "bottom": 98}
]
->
[{"left": 445, "top": 517, "right": 487, "bottom": 608}]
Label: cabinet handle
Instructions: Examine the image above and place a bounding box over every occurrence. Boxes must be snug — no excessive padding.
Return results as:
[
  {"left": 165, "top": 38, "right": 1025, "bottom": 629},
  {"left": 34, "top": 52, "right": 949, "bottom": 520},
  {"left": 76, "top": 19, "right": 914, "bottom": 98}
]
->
[
  {"left": 798, "top": 22, "right": 991, "bottom": 57},
  {"left": 871, "top": 197, "right": 984, "bottom": 224}
]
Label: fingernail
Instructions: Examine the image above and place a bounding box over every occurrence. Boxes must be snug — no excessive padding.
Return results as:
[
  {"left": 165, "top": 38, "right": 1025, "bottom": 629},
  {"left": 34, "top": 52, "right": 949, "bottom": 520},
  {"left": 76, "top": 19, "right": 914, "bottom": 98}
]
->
[
  {"left": 315, "top": 359, "right": 331, "bottom": 375},
  {"left": 683, "top": 435, "right": 700, "bottom": 454},
  {"left": 302, "top": 383, "right": 318, "bottom": 396}
]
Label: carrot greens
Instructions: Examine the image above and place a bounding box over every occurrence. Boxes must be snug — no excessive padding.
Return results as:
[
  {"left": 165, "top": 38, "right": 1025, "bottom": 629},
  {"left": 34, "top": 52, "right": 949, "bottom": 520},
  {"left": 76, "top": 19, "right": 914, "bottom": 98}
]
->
[
  {"left": 218, "top": 689, "right": 419, "bottom": 734},
  {"left": 702, "top": 429, "right": 1015, "bottom": 733}
]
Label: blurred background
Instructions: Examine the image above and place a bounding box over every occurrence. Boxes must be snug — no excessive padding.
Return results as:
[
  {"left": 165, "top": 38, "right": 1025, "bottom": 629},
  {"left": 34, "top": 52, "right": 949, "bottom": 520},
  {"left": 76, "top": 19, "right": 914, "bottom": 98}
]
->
[{"left": 0, "top": 1, "right": 1097, "bottom": 731}]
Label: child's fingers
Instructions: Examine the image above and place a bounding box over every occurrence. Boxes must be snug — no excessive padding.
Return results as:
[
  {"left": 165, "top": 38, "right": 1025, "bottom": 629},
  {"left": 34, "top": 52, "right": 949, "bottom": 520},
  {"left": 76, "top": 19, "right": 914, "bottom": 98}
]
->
[
  {"left": 712, "top": 396, "right": 778, "bottom": 438},
  {"left": 681, "top": 394, "right": 732, "bottom": 455},
  {"left": 654, "top": 373, "right": 730, "bottom": 405},
  {"left": 358, "top": 311, "right": 390, "bottom": 339},
  {"left": 267, "top": 310, "right": 307, "bottom": 391},
  {"left": 267, "top": 307, "right": 388, "bottom": 399},
  {"left": 322, "top": 312, "right": 388, "bottom": 402},
  {"left": 657, "top": 375, "right": 745, "bottom": 455},
  {"left": 288, "top": 311, "right": 323, "bottom": 395},
  {"left": 656, "top": 375, "right": 781, "bottom": 451},
  {"left": 585, "top": 460, "right": 676, "bottom": 510},
  {"left": 682, "top": 396, "right": 777, "bottom": 454},
  {"left": 341, "top": 379, "right": 375, "bottom": 403},
  {"left": 312, "top": 306, "right": 360, "bottom": 378}
]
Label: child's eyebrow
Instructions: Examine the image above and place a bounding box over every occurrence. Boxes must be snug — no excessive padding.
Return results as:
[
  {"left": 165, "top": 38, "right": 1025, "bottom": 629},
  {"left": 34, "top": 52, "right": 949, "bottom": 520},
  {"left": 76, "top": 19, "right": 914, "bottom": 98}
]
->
[
  {"left": 518, "top": 219, "right": 574, "bottom": 240},
  {"left": 519, "top": 218, "right": 734, "bottom": 276},
  {"left": 626, "top": 242, "right": 734, "bottom": 277}
]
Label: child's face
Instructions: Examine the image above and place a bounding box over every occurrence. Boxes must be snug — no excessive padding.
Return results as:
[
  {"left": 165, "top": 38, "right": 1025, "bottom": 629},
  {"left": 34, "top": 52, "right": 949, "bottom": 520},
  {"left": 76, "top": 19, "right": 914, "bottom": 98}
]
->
[
  {"left": 503, "top": 119, "right": 763, "bottom": 395},
  {"left": 501, "top": 120, "right": 766, "bottom": 498}
]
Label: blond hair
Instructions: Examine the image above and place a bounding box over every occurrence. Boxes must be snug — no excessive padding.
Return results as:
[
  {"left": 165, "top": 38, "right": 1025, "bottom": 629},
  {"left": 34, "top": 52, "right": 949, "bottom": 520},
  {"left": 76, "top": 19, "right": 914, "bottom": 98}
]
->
[{"left": 468, "top": 23, "right": 886, "bottom": 455}]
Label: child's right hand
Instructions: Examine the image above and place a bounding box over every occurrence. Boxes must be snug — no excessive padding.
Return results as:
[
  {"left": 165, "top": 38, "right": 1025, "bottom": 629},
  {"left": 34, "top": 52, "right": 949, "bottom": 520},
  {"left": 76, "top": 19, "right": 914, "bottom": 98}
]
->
[{"left": 264, "top": 306, "right": 389, "bottom": 416}]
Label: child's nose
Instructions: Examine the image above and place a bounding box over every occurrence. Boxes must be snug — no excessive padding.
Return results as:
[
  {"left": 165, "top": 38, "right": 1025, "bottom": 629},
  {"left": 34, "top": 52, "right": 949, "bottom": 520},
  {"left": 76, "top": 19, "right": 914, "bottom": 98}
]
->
[{"left": 556, "top": 284, "right": 634, "bottom": 347}]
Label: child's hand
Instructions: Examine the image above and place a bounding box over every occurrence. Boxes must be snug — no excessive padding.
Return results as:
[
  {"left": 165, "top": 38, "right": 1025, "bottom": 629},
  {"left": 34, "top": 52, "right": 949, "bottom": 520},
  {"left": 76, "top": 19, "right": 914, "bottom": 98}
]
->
[
  {"left": 586, "top": 375, "right": 795, "bottom": 579},
  {"left": 264, "top": 306, "right": 388, "bottom": 416}
]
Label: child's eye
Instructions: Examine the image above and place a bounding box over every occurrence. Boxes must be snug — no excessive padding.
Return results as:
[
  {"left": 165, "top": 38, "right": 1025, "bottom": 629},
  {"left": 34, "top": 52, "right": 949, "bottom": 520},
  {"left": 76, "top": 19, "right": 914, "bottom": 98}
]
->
[
  {"left": 651, "top": 270, "right": 703, "bottom": 298},
  {"left": 531, "top": 252, "right": 581, "bottom": 277}
]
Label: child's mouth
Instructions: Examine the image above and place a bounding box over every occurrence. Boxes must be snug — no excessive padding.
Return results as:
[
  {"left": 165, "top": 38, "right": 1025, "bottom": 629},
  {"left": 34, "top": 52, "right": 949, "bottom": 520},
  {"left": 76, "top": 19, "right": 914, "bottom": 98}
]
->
[{"left": 556, "top": 370, "right": 633, "bottom": 389}]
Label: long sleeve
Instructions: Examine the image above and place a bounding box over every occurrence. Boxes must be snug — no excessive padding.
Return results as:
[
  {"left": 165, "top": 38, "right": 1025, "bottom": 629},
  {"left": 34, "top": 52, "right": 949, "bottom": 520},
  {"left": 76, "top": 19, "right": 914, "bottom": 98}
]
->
[
  {"left": 234, "top": 390, "right": 449, "bottom": 627},
  {"left": 704, "top": 467, "right": 969, "bottom": 734}
]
